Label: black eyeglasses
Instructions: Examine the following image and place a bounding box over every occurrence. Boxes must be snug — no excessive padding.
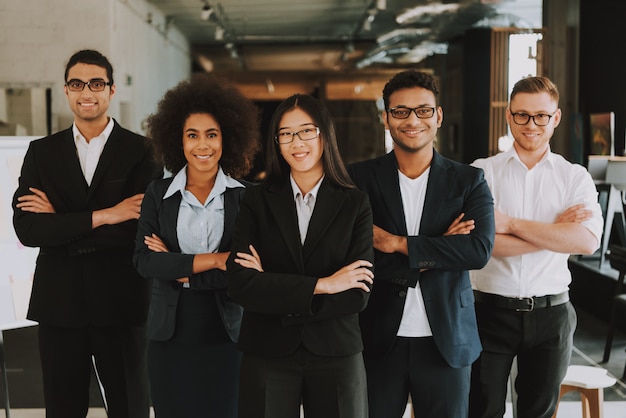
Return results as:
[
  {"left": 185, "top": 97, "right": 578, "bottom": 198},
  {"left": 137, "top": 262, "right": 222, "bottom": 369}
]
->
[
  {"left": 388, "top": 107, "right": 436, "bottom": 119},
  {"left": 65, "top": 78, "right": 112, "bottom": 92},
  {"left": 510, "top": 111, "right": 557, "bottom": 126},
  {"left": 274, "top": 126, "right": 320, "bottom": 144}
]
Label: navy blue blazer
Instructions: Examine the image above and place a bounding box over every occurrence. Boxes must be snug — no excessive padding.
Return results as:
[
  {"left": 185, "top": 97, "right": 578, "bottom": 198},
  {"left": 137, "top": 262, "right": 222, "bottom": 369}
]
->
[
  {"left": 226, "top": 177, "right": 374, "bottom": 358},
  {"left": 349, "top": 150, "right": 494, "bottom": 368},
  {"left": 133, "top": 176, "right": 244, "bottom": 342},
  {"left": 12, "top": 121, "right": 162, "bottom": 327}
]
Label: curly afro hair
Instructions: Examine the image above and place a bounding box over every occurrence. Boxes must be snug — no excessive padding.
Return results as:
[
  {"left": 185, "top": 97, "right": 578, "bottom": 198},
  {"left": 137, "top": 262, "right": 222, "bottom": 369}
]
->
[{"left": 146, "top": 73, "right": 260, "bottom": 178}]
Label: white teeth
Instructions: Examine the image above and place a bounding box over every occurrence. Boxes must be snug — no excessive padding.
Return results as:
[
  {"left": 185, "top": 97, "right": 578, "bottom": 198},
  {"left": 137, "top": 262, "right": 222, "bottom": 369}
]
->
[{"left": 293, "top": 153, "right": 307, "bottom": 158}]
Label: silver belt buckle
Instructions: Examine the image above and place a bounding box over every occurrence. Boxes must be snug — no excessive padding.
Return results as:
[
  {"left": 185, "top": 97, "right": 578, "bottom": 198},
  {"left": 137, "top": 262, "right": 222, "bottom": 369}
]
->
[{"left": 516, "top": 297, "right": 534, "bottom": 312}]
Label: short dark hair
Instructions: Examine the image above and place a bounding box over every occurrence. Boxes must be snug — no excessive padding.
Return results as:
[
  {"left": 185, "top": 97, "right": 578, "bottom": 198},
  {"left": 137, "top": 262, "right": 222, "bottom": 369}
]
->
[
  {"left": 146, "top": 73, "right": 260, "bottom": 178},
  {"left": 510, "top": 76, "right": 559, "bottom": 104},
  {"left": 64, "top": 50, "right": 114, "bottom": 84},
  {"left": 382, "top": 70, "right": 439, "bottom": 110},
  {"left": 264, "top": 94, "right": 353, "bottom": 188}
]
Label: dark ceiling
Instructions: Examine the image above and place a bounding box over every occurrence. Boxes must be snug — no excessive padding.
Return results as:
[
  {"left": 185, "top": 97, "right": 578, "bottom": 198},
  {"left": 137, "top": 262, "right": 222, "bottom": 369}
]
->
[{"left": 147, "top": 0, "right": 542, "bottom": 73}]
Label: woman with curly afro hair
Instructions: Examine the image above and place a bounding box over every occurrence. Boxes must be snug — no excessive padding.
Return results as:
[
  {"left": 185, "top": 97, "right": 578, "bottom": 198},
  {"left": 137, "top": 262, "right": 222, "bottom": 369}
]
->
[{"left": 133, "top": 73, "right": 260, "bottom": 418}]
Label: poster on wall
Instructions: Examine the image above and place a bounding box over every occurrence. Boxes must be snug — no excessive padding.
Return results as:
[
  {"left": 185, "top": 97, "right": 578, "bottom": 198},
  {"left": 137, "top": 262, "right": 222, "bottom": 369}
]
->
[
  {"left": 589, "top": 112, "right": 615, "bottom": 156},
  {"left": 0, "top": 136, "right": 39, "bottom": 330}
]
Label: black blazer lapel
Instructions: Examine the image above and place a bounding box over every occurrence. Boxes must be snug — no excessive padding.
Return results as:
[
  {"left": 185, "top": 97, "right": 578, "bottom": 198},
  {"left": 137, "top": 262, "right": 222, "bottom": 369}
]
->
[
  {"left": 159, "top": 190, "right": 184, "bottom": 253},
  {"left": 58, "top": 128, "right": 89, "bottom": 196},
  {"left": 86, "top": 122, "right": 122, "bottom": 202},
  {"left": 302, "top": 180, "right": 346, "bottom": 261},
  {"left": 376, "top": 152, "right": 408, "bottom": 236},
  {"left": 420, "top": 151, "right": 450, "bottom": 236},
  {"left": 266, "top": 181, "right": 304, "bottom": 270},
  {"left": 219, "top": 186, "right": 242, "bottom": 252}
]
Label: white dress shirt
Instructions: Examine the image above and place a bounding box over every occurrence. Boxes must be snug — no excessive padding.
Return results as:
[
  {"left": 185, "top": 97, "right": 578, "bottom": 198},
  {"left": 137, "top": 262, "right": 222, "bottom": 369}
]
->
[
  {"left": 290, "top": 174, "right": 323, "bottom": 245},
  {"left": 471, "top": 146, "right": 603, "bottom": 297},
  {"left": 73, "top": 118, "right": 114, "bottom": 185}
]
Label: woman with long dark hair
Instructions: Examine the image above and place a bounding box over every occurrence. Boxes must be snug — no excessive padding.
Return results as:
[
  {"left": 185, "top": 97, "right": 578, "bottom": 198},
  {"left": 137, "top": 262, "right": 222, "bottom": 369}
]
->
[{"left": 227, "top": 94, "right": 374, "bottom": 418}]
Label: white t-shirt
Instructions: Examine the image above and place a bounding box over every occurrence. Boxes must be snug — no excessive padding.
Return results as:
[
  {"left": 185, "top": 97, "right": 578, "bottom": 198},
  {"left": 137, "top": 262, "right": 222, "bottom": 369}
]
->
[
  {"left": 397, "top": 167, "right": 433, "bottom": 337},
  {"left": 73, "top": 118, "right": 114, "bottom": 185}
]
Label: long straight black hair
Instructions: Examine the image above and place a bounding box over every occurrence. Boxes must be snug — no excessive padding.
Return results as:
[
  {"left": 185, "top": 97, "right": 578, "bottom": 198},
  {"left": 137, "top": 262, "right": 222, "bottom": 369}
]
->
[{"left": 264, "top": 94, "right": 354, "bottom": 188}]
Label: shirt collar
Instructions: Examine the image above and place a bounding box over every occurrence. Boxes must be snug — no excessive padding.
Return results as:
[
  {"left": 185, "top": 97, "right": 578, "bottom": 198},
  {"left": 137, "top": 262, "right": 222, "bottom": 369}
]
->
[
  {"left": 72, "top": 117, "right": 114, "bottom": 144},
  {"left": 163, "top": 165, "right": 243, "bottom": 200},
  {"left": 505, "top": 144, "right": 555, "bottom": 169},
  {"left": 289, "top": 173, "right": 323, "bottom": 201}
]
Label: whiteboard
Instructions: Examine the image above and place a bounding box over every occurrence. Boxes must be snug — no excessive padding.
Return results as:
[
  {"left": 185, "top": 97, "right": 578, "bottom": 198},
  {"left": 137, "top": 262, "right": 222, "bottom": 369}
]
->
[{"left": 0, "top": 136, "right": 40, "bottom": 330}]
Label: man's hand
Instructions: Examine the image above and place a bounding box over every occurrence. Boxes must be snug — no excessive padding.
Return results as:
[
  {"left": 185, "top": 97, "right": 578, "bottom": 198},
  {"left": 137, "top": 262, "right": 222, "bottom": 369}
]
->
[
  {"left": 92, "top": 194, "right": 144, "bottom": 228},
  {"left": 16, "top": 187, "right": 56, "bottom": 213},
  {"left": 444, "top": 213, "right": 475, "bottom": 236},
  {"left": 373, "top": 225, "right": 407, "bottom": 255},
  {"left": 494, "top": 208, "right": 513, "bottom": 235},
  {"left": 555, "top": 204, "right": 592, "bottom": 224}
]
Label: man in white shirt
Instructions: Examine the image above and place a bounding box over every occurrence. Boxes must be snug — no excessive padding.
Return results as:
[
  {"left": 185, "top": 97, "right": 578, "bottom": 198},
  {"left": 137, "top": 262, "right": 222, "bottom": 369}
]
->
[{"left": 469, "top": 76, "right": 603, "bottom": 418}]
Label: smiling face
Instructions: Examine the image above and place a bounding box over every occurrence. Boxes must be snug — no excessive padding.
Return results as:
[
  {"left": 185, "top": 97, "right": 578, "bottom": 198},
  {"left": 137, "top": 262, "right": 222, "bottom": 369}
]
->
[
  {"left": 383, "top": 86, "right": 442, "bottom": 156},
  {"left": 277, "top": 107, "right": 324, "bottom": 180},
  {"left": 182, "top": 113, "right": 223, "bottom": 178},
  {"left": 507, "top": 91, "right": 561, "bottom": 161},
  {"left": 64, "top": 63, "right": 115, "bottom": 126}
]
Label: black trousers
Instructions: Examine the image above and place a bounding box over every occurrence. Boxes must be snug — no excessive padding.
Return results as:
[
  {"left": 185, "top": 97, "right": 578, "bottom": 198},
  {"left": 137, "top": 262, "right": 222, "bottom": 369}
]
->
[
  {"left": 365, "top": 336, "right": 471, "bottom": 418},
  {"left": 469, "top": 301, "right": 576, "bottom": 418},
  {"left": 38, "top": 323, "right": 149, "bottom": 418},
  {"left": 238, "top": 346, "right": 368, "bottom": 418}
]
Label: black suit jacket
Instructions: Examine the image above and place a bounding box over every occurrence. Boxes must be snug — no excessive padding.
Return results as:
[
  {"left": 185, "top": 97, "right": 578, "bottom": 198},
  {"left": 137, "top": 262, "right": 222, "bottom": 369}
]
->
[
  {"left": 349, "top": 150, "right": 494, "bottom": 368},
  {"left": 226, "top": 177, "right": 373, "bottom": 358},
  {"left": 12, "top": 121, "right": 162, "bottom": 327},
  {"left": 133, "top": 176, "right": 245, "bottom": 342}
]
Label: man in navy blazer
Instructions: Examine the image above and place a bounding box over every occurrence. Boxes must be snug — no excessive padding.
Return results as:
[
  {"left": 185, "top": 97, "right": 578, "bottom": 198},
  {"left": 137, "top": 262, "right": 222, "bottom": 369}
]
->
[
  {"left": 12, "top": 50, "right": 162, "bottom": 418},
  {"left": 349, "top": 70, "right": 495, "bottom": 418}
]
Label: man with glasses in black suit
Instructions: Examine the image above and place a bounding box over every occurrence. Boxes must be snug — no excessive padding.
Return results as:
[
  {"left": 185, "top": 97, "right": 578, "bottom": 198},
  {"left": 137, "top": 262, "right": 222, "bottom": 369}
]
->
[{"left": 13, "top": 49, "right": 162, "bottom": 418}]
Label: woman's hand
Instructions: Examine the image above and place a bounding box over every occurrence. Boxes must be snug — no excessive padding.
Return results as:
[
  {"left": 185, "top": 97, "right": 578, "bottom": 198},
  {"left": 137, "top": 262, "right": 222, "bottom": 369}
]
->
[
  {"left": 314, "top": 260, "right": 374, "bottom": 295},
  {"left": 144, "top": 233, "right": 169, "bottom": 252},
  {"left": 144, "top": 233, "right": 189, "bottom": 283},
  {"left": 234, "top": 245, "right": 264, "bottom": 272}
]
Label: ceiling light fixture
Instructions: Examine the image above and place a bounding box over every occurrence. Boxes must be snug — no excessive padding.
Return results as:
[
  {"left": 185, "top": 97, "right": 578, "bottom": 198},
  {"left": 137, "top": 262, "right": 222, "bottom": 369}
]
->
[
  {"left": 396, "top": 3, "right": 460, "bottom": 25},
  {"left": 200, "top": 1, "right": 213, "bottom": 21},
  {"left": 215, "top": 25, "right": 224, "bottom": 41}
]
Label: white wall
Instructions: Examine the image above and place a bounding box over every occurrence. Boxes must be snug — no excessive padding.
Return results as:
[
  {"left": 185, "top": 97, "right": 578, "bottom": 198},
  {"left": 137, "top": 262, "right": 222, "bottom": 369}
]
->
[{"left": 0, "top": 0, "right": 191, "bottom": 135}]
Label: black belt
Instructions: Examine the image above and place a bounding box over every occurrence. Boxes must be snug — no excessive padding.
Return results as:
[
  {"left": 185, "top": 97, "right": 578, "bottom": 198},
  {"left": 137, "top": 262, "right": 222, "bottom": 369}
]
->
[{"left": 474, "top": 290, "right": 569, "bottom": 312}]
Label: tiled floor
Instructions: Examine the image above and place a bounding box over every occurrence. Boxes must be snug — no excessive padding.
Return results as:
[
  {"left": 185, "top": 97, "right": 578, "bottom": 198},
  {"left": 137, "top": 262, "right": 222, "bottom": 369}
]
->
[{"left": 2, "top": 304, "right": 626, "bottom": 417}]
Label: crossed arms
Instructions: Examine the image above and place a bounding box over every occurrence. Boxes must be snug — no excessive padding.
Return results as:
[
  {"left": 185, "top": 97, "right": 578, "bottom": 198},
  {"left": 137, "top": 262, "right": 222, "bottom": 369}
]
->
[{"left": 492, "top": 204, "right": 598, "bottom": 257}]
